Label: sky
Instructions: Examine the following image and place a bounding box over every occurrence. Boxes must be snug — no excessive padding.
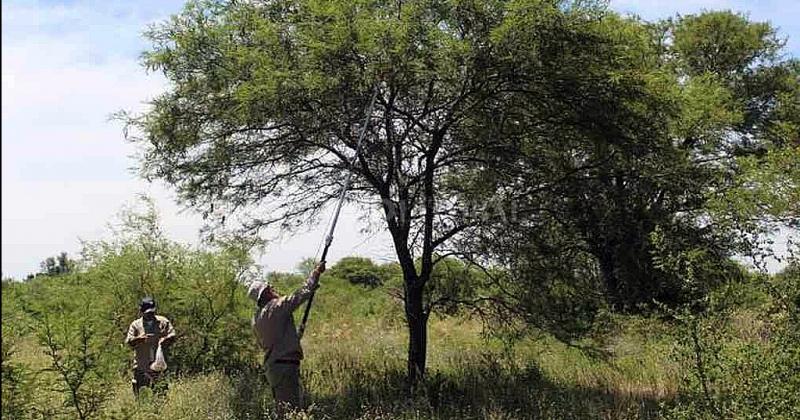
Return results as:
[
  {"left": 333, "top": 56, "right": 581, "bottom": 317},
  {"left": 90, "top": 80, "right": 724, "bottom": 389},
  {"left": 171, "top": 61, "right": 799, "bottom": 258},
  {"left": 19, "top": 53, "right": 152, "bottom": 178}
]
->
[{"left": 2, "top": 0, "right": 798, "bottom": 279}]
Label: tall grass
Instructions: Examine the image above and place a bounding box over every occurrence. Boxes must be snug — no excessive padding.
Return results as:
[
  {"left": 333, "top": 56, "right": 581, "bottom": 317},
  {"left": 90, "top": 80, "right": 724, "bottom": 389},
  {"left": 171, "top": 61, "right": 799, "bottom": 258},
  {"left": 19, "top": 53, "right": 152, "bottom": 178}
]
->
[
  {"left": 18, "top": 273, "right": 794, "bottom": 419},
  {"left": 6, "top": 300, "right": 678, "bottom": 419}
]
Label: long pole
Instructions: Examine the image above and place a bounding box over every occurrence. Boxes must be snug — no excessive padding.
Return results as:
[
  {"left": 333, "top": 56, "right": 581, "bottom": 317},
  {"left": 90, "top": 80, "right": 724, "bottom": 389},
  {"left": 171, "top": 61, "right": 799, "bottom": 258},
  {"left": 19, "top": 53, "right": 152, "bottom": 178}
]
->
[{"left": 298, "top": 84, "right": 380, "bottom": 339}]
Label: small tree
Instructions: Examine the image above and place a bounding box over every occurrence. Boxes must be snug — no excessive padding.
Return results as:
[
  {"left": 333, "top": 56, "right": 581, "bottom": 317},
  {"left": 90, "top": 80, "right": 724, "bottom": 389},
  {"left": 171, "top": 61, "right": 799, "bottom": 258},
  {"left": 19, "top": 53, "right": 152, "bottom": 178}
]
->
[
  {"left": 32, "top": 309, "right": 117, "bottom": 420},
  {"left": 38, "top": 252, "right": 76, "bottom": 276},
  {"left": 654, "top": 234, "right": 800, "bottom": 418}
]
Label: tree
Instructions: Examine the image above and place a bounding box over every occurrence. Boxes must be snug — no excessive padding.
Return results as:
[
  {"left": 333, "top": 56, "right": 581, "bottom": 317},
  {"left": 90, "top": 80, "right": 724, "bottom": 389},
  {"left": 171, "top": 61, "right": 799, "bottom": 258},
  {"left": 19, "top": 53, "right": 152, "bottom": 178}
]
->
[
  {"left": 39, "top": 252, "right": 75, "bottom": 276},
  {"left": 328, "top": 256, "right": 384, "bottom": 287},
  {"left": 461, "top": 10, "right": 799, "bottom": 315},
  {"left": 40, "top": 256, "right": 58, "bottom": 276},
  {"left": 123, "top": 0, "right": 615, "bottom": 382},
  {"left": 295, "top": 257, "right": 319, "bottom": 278}
]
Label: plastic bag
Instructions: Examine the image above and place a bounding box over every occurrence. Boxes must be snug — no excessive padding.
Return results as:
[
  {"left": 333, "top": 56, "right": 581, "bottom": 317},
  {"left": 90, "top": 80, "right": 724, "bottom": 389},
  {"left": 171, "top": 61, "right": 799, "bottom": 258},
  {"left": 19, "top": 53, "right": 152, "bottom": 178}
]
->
[{"left": 150, "top": 345, "right": 167, "bottom": 372}]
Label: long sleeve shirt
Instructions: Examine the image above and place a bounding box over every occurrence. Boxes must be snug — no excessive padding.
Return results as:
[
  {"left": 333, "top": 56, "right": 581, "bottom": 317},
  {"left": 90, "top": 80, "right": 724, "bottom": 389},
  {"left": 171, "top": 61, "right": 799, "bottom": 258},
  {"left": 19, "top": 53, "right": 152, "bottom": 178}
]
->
[{"left": 252, "top": 274, "right": 319, "bottom": 364}]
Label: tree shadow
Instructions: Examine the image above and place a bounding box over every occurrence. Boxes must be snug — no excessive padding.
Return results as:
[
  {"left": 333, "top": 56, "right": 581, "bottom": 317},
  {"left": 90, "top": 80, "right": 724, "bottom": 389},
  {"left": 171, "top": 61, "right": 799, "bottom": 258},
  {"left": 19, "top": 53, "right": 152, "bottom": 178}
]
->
[{"left": 230, "top": 359, "right": 669, "bottom": 419}]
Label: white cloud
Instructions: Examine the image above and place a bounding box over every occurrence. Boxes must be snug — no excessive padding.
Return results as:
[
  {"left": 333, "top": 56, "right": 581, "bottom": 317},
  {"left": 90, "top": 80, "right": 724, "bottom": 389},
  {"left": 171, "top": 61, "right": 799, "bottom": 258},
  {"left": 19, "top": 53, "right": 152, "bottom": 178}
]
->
[{"left": 1, "top": 2, "right": 197, "bottom": 277}]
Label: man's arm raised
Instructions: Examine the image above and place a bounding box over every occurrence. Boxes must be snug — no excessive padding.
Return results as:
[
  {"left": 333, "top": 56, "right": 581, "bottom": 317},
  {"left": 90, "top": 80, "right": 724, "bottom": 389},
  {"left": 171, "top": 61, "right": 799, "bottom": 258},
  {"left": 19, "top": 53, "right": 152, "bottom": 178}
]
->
[{"left": 283, "top": 262, "right": 326, "bottom": 312}]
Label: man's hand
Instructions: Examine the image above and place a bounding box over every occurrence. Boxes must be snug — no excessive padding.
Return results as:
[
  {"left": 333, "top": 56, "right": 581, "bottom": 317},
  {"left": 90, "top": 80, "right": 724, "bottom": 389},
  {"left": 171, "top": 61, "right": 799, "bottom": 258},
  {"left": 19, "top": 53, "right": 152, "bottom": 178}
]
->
[
  {"left": 312, "top": 262, "right": 326, "bottom": 279},
  {"left": 131, "top": 333, "right": 155, "bottom": 346},
  {"left": 159, "top": 334, "right": 176, "bottom": 346}
]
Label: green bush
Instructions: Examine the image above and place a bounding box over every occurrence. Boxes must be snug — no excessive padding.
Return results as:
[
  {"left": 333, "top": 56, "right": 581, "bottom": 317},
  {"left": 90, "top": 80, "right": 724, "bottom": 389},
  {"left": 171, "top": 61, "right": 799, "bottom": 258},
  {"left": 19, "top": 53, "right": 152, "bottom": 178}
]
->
[
  {"left": 1, "top": 331, "right": 36, "bottom": 419},
  {"left": 2, "top": 198, "right": 263, "bottom": 416},
  {"left": 425, "top": 257, "right": 483, "bottom": 316},
  {"left": 82, "top": 200, "right": 260, "bottom": 375},
  {"left": 660, "top": 262, "right": 800, "bottom": 419},
  {"left": 328, "top": 257, "right": 386, "bottom": 287}
]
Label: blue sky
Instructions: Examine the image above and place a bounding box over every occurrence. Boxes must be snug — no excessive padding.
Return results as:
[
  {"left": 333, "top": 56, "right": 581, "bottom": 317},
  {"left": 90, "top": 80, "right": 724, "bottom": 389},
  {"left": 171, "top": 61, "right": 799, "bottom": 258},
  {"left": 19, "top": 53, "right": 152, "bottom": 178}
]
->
[{"left": 2, "top": 0, "right": 798, "bottom": 279}]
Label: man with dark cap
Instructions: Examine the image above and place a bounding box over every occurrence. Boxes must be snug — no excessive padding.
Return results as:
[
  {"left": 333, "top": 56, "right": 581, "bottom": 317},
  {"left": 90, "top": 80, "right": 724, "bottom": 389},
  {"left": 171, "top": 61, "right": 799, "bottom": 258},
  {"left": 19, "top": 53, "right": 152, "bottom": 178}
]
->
[
  {"left": 125, "top": 296, "right": 177, "bottom": 396},
  {"left": 248, "top": 262, "right": 325, "bottom": 416}
]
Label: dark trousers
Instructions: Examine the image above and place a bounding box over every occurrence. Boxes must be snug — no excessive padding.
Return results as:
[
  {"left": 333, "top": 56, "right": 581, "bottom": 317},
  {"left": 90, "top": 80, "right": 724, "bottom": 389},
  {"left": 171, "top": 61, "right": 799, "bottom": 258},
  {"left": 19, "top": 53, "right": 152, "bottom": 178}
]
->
[
  {"left": 265, "top": 361, "right": 302, "bottom": 416},
  {"left": 132, "top": 369, "right": 166, "bottom": 397}
]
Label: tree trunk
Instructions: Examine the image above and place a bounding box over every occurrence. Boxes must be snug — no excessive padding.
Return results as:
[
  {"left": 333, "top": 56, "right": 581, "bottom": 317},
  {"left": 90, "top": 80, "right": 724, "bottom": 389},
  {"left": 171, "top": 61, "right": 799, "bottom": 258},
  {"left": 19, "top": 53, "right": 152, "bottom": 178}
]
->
[
  {"left": 598, "top": 250, "right": 621, "bottom": 310},
  {"left": 405, "top": 281, "right": 428, "bottom": 385},
  {"left": 383, "top": 174, "right": 434, "bottom": 385}
]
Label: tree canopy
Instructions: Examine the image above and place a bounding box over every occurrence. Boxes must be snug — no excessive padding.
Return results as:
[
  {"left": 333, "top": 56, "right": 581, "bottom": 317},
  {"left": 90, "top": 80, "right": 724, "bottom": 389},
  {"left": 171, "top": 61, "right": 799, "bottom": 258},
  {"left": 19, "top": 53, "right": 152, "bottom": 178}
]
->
[{"left": 458, "top": 10, "right": 799, "bottom": 335}]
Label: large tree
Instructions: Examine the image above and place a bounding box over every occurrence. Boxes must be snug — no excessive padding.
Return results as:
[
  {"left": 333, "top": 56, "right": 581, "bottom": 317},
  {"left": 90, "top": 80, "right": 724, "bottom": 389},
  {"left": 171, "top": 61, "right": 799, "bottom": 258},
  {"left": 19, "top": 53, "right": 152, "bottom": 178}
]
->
[
  {"left": 126, "top": 0, "right": 620, "bottom": 382},
  {"left": 460, "top": 10, "right": 799, "bottom": 321}
]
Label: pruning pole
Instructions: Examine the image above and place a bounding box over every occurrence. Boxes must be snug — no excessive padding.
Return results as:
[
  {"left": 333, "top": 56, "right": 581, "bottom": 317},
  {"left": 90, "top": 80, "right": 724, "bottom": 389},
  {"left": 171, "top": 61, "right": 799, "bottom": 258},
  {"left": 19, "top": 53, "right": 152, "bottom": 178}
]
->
[{"left": 298, "top": 83, "right": 380, "bottom": 340}]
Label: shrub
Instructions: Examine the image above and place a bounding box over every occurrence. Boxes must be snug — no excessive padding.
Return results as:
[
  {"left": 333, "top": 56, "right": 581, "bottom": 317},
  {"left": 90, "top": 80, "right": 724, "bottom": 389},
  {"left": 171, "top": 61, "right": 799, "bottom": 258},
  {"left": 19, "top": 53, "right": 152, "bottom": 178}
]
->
[
  {"left": 659, "top": 257, "right": 800, "bottom": 419},
  {"left": 3, "top": 197, "right": 264, "bottom": 416},
  {"left": 77, "top": 199, "right": 261, "bottom": 375},
  {"left": 1, "top": 333, "right": 36, "bottom": 419},
  {"left": 7, "top": 273, "right": 124, "bottom": 419},
  {"left": 328, "top": 257, "right": 385, "bottom": 287}
]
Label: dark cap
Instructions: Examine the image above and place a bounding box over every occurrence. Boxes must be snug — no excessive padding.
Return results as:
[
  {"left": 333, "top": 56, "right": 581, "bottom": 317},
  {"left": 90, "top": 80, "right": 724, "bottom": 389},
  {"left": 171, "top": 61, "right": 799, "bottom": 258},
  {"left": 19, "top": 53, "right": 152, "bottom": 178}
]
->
[{"left": 139, "top": 297, "right": 156, "bottom": 313}]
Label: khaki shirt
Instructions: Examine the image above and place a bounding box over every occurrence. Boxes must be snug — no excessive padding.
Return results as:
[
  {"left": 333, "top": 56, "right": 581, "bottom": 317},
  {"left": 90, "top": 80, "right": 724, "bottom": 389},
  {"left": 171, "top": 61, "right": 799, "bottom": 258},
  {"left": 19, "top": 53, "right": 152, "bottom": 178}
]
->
[
  {"left": 125, "top": 315, "right": 175, "bottom": 370},
  {"left": 253, "top": 275, "right": 318, "bottom": 364}
]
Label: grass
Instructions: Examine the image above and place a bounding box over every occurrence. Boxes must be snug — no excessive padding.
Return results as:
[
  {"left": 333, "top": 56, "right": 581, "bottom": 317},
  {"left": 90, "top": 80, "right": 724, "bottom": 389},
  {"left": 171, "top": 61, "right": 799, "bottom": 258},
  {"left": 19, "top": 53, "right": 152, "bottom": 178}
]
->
[{"left": 6, "top": 287, "right": 681, "bottom": 419}]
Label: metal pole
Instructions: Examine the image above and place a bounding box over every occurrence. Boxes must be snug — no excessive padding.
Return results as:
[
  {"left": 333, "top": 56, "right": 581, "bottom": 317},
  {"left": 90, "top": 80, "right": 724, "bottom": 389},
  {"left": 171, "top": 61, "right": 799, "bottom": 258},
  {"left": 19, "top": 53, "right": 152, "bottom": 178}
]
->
[{"left": 298, "top": 84, "right": 380, "bottom": 339}]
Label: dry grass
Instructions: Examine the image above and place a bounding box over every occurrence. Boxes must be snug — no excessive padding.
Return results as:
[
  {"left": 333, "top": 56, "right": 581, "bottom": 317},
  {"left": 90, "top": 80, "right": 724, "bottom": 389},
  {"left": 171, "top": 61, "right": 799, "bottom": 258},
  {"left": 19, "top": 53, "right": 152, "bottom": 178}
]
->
[{"left": 7, "top": 303, "right": 680, "bottom": 419}]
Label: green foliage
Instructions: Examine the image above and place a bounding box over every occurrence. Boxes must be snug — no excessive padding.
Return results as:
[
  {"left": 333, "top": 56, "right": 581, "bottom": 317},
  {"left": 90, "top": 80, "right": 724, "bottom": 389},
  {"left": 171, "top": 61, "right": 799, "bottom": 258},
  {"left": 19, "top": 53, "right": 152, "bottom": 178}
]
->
[
  {"left": 424, "top": 257, "right": 483, "bottom": 317},
  {"left": 1, "top": 325, "right": 36, "bottom": 419},
  {"left": 291, "top": 271, "right": 403, "bottom": 327},
  {"left": 72, "top": 198, "right": 262, "bottom": 375},
  {"left": 462, "top": 8, "right": 799, "bottom": 316},
  {"left": 0, "top": 198, "right": 266, "bottom": 418},
  {"left": 328, "top": 256, "right": 386, "bottom": 287},
  {"left": 3, "top": 280, "right": 51, "bottom": 419},
  {"left": 672, "top": 11, "right": 781, "bottom": 77},
  {"left": 37, "top": 252, "right": 77, "bottom": 277},
  {"left": 706, "top": 146, "right": 800, "bottom": 270},
  {"left": 150, "top": 248, "right": 257, "bottom": 374},
  {"left": 654, "top": 242, "right": 800, "bottom": 419},
  {"left": 34, "top": 311, "right": 119, "bottom": 420},
  {"left": 294, "top": 257, "right": 319, "bottom": 278},
  {"left": 650, "top": 225, "right": 750, "bottom": 312},
  {"left": 475, "top": 246, "right": 607, "bottom": 343},
  {"left": 661, "top": 287, "right": 800, "bottom": 419},
  {"left": 6, "top": 271, "right": 124, "bottom": 419}
]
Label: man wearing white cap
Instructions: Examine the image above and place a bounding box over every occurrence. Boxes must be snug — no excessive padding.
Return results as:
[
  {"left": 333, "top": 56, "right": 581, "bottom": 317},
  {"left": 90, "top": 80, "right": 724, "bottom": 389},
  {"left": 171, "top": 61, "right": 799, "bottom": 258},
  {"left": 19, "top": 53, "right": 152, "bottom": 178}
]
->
[
  {"left": 125, "top": 296, "right": 176, "bottom": 396},
  {"left": 248, "top": 262, "right": 325, "bottom": 415}
]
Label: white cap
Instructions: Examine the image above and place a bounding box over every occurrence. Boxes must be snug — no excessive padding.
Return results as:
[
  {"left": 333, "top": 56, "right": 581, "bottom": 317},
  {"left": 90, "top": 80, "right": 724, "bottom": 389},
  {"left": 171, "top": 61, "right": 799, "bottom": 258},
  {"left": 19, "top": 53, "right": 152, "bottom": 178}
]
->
[{"left": 247, "top": 281, "right": 268, "bottom": 303}]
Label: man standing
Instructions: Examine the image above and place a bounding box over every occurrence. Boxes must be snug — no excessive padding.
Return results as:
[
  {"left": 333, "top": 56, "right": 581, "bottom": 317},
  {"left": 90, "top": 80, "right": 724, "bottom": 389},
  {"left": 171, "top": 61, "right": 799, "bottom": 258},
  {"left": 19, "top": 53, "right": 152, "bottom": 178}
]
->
[
  {"left": 248, "top": 262, "right": 325, "bottom": 415},
  {"left": 125, "top": 297, "right": 177, "bottom": 396}
]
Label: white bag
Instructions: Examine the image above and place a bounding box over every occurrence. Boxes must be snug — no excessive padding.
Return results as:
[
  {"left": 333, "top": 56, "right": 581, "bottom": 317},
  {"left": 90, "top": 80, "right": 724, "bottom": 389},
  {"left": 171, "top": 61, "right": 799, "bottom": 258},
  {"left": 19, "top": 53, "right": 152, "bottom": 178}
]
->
[{"left": 149, "top": 345, "right": 167, "bottom": 372}]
